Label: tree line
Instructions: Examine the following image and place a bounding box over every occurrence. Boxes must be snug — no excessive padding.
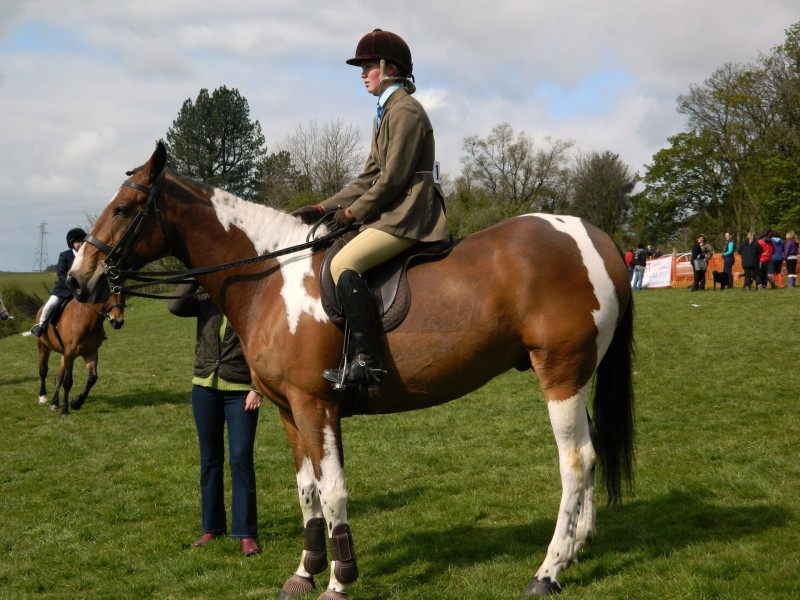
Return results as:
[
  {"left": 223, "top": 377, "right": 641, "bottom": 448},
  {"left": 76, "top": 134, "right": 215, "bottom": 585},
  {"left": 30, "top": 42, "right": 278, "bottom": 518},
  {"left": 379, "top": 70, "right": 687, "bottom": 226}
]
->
[{"left": 162, "top": 22, "right": 800, "bottom": 253}]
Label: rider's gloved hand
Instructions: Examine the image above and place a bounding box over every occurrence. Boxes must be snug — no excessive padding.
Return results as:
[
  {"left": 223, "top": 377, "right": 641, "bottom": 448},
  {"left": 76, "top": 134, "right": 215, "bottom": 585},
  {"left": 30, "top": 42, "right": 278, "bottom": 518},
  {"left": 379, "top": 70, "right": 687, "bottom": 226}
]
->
[
  {"left": 291, "top": 204, "right": 325, "bottom": 225},
  {"left": 333, "top": 208, "right": 356, "bottom": 227}
]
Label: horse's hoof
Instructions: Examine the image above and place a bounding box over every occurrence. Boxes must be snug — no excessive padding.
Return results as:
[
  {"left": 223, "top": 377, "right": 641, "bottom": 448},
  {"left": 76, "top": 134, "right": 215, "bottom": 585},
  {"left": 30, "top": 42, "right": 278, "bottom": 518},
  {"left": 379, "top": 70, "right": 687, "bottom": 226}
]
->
[
  {"left": 49, "top": 404, "right": 58, "bottom": 412},
  {"left": 524, "top": 576, "right": 562, "bottom": 596},
  {"left": 71, "top": 396, "right": 85, "bottom": 410},
  {"left": 317, "top": 590, "right": 348, "bottom": 600},
  {"left": 38, "top": 395, "right": 48, "bottom": 405},
  {"left": 278, "top": 574, "right": 315, "bottom": 599}
]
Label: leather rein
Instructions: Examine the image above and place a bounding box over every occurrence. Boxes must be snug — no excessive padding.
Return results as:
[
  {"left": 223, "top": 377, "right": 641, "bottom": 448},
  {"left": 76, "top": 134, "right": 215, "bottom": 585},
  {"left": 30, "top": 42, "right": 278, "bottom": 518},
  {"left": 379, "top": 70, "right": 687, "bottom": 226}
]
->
[{"left": 82, "top": 169, "right": 354, "bottom": 300}]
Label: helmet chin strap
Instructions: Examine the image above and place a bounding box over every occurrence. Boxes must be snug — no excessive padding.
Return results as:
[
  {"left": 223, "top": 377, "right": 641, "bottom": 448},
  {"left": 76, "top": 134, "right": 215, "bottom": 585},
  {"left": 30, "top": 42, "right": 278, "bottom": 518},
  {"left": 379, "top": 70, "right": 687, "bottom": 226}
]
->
[{"left": 379, "top": 59, "right": 416, "bottom": 94}]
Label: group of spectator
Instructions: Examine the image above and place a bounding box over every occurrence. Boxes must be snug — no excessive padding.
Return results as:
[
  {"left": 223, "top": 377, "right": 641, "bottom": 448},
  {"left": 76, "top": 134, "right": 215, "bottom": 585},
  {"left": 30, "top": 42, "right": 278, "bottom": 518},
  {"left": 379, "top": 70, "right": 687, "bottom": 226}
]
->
[
  {"left": 738, "top": 229, "right": 798, "bottom": 290},
  {"left": 624, "top": 244, "right": 663, "bottom": 290},
  {"left": 624, "top": 229, "right": 798, "bottom": 291}
]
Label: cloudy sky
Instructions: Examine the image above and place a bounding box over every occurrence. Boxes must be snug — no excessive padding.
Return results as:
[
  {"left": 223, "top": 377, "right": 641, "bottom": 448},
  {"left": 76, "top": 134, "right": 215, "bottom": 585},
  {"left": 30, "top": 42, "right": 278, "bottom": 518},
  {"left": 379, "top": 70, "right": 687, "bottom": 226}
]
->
[{"left": 0, "top": 0, "right": 796, "bottom": 272}]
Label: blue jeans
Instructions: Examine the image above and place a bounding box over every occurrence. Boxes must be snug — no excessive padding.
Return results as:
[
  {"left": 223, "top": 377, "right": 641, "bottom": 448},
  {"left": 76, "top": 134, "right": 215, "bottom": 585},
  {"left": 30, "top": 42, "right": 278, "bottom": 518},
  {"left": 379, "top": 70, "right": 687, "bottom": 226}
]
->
[
  {"left": 632, "top": 265, "right": 645, "bottom": 290},
  {"left": 192, "top": 385, "right": 259, "bottom": 538},
  {"left": 723, "top": 255, "right": 735, "bottom": 281}
]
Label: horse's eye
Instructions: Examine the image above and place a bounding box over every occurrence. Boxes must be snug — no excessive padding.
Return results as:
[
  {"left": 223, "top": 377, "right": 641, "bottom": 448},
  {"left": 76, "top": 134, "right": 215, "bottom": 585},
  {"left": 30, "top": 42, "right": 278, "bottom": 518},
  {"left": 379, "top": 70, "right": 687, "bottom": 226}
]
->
[{"left": 114, "top": 205, "right": 130, "bottom": 217}]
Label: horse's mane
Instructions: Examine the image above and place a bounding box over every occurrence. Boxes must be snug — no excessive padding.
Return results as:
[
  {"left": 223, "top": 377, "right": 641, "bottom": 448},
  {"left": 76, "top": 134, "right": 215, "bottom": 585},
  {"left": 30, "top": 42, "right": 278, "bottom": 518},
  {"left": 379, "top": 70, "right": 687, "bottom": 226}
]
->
[{"left": 125, "top": 163, "right": 318, "bottom": 252}]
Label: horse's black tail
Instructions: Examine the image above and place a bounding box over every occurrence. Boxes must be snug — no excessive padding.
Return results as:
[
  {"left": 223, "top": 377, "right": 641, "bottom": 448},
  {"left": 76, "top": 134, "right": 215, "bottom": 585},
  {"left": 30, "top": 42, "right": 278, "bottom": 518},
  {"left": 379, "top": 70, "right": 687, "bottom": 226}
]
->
[{"left": 592, "top": 292, "right": 635, "bottom": 505}]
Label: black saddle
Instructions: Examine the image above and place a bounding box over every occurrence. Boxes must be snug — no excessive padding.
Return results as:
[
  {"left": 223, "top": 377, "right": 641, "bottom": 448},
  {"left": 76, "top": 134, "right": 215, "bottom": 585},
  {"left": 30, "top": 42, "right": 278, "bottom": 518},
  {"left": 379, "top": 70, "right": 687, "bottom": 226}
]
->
[
  {"left": 319, "top": 232, "right": 453, "bottom": 332},
  {"left": 48, "top": 297, "right": 72, "bottom": 329}
]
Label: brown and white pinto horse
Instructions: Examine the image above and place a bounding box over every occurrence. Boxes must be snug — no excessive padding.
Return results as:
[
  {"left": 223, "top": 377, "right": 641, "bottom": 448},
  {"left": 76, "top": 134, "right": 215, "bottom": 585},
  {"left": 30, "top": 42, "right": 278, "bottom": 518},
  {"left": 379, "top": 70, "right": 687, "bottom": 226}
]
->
[
  {"left": 68, "top": 143, "right": 634, "bottom": 598},
  {"left": 36, "top": 294, "right": 125, "bottom": 416}
]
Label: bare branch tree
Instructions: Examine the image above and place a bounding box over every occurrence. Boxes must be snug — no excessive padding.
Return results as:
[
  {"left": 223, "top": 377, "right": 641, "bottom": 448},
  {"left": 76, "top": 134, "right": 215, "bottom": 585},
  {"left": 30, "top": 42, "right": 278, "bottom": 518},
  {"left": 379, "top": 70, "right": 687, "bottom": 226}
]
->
[
  {"left": 281, "top": 119, "right": 365, "bottom": 198},
  {"left": 460, "top": 123, "right": 573, "bottom": 213}
]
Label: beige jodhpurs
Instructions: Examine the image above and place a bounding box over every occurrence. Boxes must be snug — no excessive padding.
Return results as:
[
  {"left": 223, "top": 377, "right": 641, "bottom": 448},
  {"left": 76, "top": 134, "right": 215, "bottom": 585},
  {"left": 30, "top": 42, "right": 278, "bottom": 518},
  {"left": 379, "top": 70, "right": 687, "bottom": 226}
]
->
[{"left": 331, "top": 228, "right": 416, "bottom": 284}]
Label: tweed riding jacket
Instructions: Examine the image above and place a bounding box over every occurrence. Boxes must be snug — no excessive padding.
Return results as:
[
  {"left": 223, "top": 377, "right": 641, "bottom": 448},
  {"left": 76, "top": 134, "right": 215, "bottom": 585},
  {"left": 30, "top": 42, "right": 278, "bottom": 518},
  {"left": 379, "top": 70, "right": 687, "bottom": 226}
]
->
[{"left": 320, "top": 88, "right": 449, "bottom": 242}]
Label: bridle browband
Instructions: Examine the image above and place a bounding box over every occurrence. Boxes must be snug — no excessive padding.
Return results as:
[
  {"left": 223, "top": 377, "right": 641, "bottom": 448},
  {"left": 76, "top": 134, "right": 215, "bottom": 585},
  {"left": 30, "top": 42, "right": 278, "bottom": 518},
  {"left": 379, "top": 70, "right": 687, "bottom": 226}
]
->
[{"left": 83, "top": 169, "right": 355, "bottom": 299}]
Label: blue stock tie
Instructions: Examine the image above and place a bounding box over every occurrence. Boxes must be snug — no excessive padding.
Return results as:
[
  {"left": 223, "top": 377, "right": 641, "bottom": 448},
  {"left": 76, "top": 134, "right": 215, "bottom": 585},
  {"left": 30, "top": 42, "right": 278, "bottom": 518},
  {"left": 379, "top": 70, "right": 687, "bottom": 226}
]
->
[{"left": 375, "top": 104, "right": 384, "bottom": 130}]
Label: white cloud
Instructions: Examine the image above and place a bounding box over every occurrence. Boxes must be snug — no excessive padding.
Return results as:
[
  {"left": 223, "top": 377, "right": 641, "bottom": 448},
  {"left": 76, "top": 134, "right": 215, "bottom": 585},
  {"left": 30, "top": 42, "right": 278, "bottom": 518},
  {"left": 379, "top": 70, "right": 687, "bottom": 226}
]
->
[
  {"left": 59, "top": 127, "right": 119, "bottom": 168},
  {"left": 24, "top": 174, "right": 77, "bottom": 195}
]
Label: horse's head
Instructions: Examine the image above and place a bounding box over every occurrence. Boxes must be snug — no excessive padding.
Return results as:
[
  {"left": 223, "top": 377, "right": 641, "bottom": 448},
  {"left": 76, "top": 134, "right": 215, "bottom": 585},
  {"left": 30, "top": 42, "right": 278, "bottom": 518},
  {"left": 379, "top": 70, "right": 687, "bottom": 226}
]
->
[
  {"left": 68, "top": 142, "right": 170, "bottom": 303},
  {"left": 105, "top": 292, "right": 126, "bottom": 330}
]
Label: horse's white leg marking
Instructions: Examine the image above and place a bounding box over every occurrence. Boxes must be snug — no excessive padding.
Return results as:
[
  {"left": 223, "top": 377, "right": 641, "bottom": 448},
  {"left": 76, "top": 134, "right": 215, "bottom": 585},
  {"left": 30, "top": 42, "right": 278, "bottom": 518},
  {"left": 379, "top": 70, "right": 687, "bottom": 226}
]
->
[
  {"left": 209, "top": 190, "right": 329, "bottom": 333},
  {"left": 535, "top": 387, "right": 595, "bottom": 585},
  {"left": 526, "top": 214, "right": 620, "bottom": 365},
  {"left": 316, "top": 425, "right": 351, "bottom": 594},
  {"left": 573, "top": 446, "right": 596, "bottom": 555},
  {"left": 524, "top": 214, "right": 618, "bottom": 562},
  {"left": 294, "top": 456, "right": 324, "bottom": 579}
]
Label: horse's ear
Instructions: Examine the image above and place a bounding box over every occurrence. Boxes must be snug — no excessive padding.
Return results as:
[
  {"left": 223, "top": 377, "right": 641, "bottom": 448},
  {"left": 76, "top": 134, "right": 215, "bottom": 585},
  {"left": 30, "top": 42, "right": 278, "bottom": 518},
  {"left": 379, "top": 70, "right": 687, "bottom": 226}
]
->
[{"left": 144, "top": 141, "right": 167, "bottom": 183}]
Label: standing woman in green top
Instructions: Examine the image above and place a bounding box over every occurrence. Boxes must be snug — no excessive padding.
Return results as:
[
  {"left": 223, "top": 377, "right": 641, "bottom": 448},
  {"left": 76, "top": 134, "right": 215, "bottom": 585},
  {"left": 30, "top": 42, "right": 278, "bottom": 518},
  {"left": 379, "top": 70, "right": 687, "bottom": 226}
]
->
[
  {"left": 293, "top": 29, "right": 449, "bottom": 389},
  {"left": 722, "top": 231, "right": 736, "bottom": 288},
  {"left": 168, "top": 282, "right": 262, "bottom": 557}
]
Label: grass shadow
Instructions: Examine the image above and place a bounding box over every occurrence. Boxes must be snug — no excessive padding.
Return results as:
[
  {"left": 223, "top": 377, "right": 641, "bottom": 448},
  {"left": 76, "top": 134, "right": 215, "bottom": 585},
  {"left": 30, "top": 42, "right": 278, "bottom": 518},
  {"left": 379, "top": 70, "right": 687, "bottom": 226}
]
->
[
  {"left": 360, "top": 486, "right": 790, "bottom": 588},
  {"left": 91, "top": 389, "right": 192, "bottom": 409}
]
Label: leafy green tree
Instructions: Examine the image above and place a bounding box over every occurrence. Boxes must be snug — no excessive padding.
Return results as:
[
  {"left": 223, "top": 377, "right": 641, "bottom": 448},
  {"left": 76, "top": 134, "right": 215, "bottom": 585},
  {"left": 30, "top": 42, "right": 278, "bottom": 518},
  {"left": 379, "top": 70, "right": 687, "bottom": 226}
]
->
[
  {"left": 569, "top": 151, "right": 636, "bottom": 239},
  {"left": 257, "top": 150, "right": 312, "bottom": 211},
  {"left": 642, "top": 22, "right": 800, "bottom": 246},
  {"left": 164, "top": 86, "right": 267, "bottom": 200},
  {"left": 758, "top": 22, "right": 800, "bottom": 230},
  {"left": 640, "top": 131, "right": 725, "bottom": 239}
]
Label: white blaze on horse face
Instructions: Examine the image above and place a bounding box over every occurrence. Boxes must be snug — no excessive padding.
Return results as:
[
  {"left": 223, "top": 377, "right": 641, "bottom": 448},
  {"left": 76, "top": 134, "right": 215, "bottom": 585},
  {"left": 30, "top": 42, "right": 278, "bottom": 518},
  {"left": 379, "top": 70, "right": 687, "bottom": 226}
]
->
[
  {"left": 70, "top": 243, "right": 102, "bottom": 296},
  {"left": 209, "top": 189, "right": 328, "bottom": 333},
  {"left": 528, "top": 214, "right": 619, "bottom": 366}
]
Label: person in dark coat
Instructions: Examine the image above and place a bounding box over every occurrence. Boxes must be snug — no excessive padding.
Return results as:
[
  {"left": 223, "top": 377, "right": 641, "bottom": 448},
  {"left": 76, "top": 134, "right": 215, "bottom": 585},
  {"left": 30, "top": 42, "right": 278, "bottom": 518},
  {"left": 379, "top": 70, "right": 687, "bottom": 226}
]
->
[
  {"left": 784, "top": 230, "right": 798, "bottom": 288},
  {"left": 738, "top": 230, "right": 760, "bottom": 290},
  {"left": 690, "top": 234, "right": 710, "bottom": 291},
  {"left": 721, "top": 231, "right": 736, "bottom": 288},
  {"left": 31, "top": 227, "right": 86, "bottom": 336},
  {"left": 169, "top": 282, "right": 262, "bottom": 557}
]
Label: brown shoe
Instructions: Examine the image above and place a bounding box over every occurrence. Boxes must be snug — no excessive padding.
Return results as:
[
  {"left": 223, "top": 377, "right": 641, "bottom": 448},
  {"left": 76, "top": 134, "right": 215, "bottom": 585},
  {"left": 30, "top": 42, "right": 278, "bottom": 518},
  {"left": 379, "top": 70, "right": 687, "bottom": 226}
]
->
[
  {"left": 240, "top": 537, "right": 261, "bottom": 556},
  {"left": 192, "top": 533, "right": 219, "bottom": 547}
]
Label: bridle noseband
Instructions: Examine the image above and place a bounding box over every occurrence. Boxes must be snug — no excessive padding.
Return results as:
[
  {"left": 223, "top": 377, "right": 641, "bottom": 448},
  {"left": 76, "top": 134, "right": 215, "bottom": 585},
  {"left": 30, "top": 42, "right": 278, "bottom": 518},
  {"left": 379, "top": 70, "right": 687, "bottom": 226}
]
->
[{"left": 87, "top": 300, "right": 126, "bottom": 321}]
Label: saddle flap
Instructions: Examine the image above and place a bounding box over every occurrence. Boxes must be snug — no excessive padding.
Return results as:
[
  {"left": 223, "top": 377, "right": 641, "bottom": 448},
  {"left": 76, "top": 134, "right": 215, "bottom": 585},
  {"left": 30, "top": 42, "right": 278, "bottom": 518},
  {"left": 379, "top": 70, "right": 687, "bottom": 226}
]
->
[
  {"left": 319, "top": 235, "right": 453, "bottom": 332},
  {"left": 49, "top": 297, "right": 72, "bottom": 328}
]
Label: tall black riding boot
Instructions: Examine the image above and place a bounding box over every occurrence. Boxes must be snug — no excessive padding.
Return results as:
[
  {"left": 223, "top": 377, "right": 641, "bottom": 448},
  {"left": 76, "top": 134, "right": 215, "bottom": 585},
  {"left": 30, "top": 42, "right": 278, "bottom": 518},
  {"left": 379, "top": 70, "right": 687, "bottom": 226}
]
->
[{"left": 322, "top": 270, "right": 385, "bottom": 388}]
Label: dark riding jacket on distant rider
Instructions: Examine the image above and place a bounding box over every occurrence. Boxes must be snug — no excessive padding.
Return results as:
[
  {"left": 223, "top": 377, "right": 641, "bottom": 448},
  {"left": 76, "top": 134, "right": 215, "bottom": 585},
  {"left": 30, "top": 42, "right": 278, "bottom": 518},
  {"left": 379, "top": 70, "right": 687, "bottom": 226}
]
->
[
  {"left": 292, "top": 29, "right": 448, "bottom": 389},
  {"left": 31, "top": 227, "right": 86, "bottom": 336}
]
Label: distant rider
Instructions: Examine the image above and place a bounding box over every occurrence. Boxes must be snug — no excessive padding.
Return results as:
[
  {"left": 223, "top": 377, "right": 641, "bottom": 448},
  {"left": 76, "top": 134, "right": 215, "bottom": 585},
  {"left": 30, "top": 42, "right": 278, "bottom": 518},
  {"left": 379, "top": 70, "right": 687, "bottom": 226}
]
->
[{"left": 31, "top": 227, "right": 86, "bottom": 336}]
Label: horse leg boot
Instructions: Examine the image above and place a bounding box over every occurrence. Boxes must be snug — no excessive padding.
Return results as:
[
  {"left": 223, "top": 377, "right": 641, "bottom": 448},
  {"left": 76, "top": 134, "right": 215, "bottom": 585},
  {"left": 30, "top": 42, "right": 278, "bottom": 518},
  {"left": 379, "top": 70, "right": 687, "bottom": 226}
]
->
[{"left": 322, "top": 270, "right": 385, "bottom": 388}]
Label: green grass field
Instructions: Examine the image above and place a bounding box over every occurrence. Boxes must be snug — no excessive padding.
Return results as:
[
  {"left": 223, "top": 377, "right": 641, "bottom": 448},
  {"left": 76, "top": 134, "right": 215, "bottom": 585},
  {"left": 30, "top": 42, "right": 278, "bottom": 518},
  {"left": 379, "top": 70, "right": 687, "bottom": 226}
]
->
[{"left": 0, "top": 282, "right": 798, "bottom": 599}]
